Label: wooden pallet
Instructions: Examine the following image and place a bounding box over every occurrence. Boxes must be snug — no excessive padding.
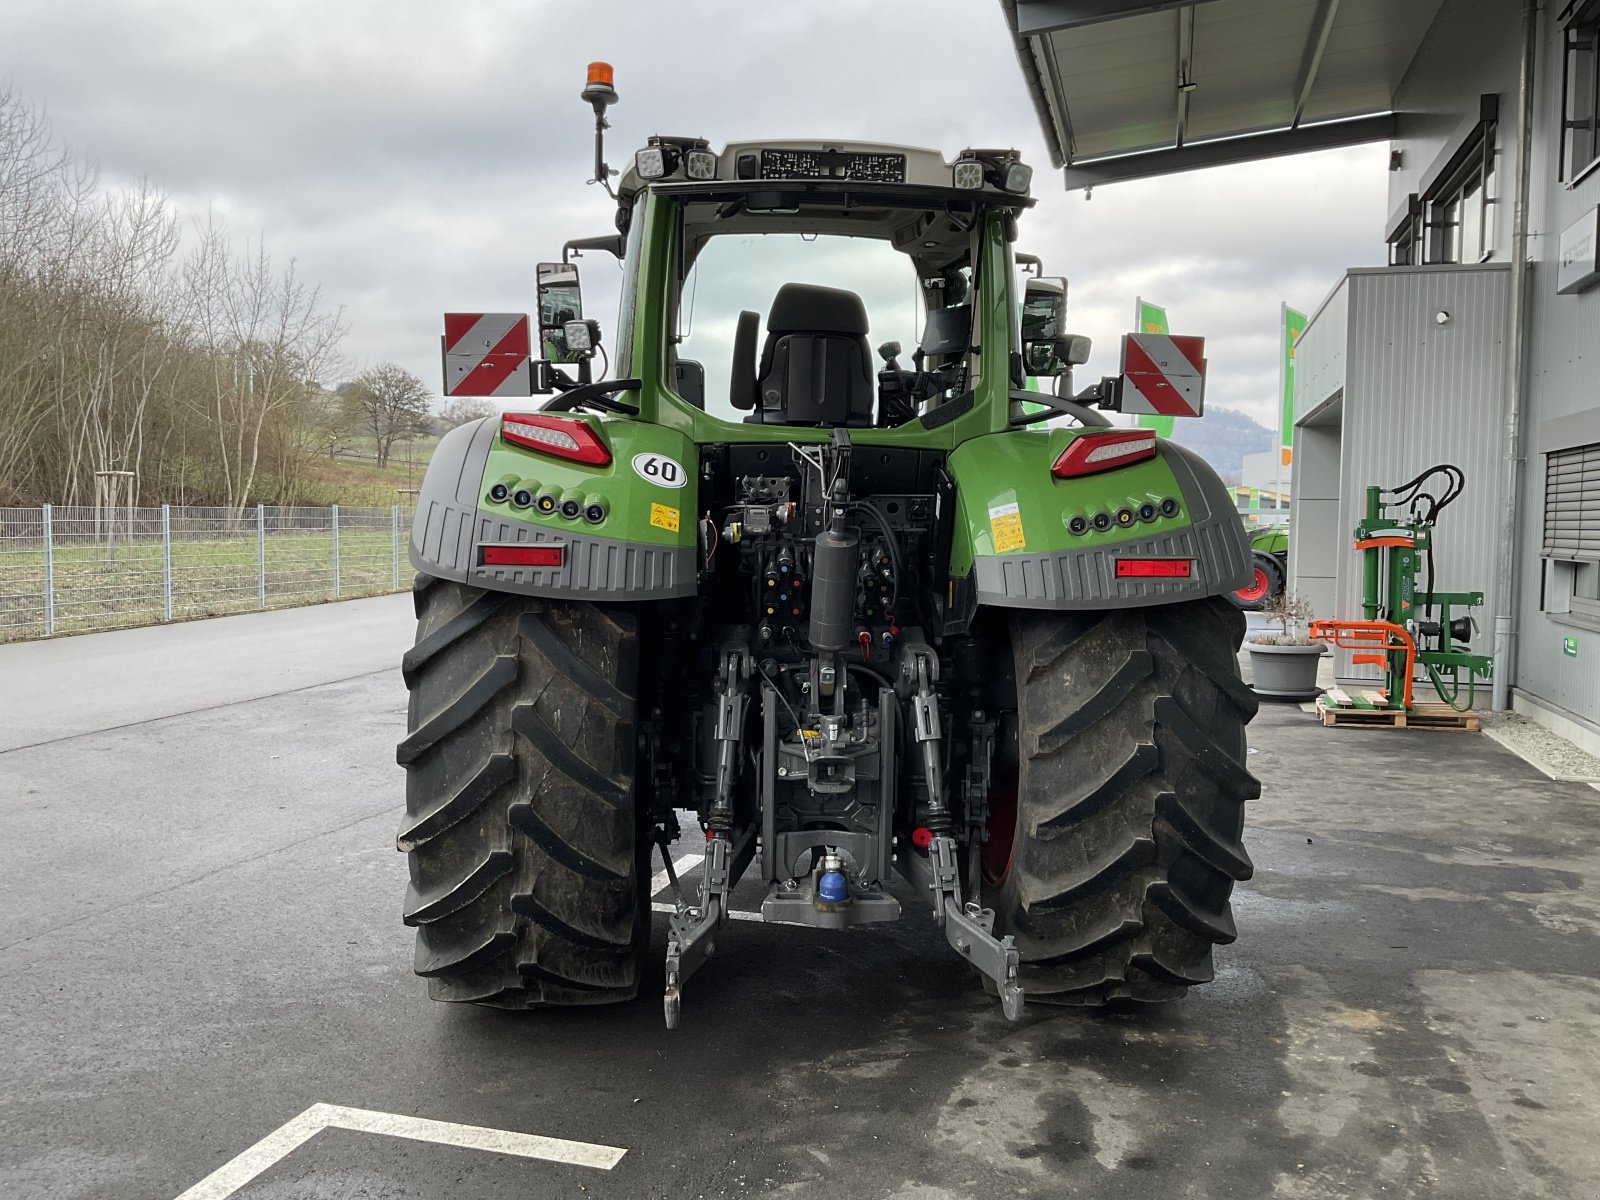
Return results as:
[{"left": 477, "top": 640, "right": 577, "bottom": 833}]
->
[{"left": 1316, "top": 692, "right": 1479, "bottom": 731}]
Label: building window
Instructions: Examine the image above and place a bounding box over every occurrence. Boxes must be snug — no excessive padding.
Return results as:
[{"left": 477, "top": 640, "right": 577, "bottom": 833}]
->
[
  {"left": 1425, "top": 130, "right": 1495, "bottom": 264},
  {"left": 1542, "top": 440, "right": 1600, "bottom": 624},
  {"left": 1387, "top": 195, "right": 1422, "bottom": 265},
  {"left": 1563, "top": 1, "right": 1600, "bottom": 182}
]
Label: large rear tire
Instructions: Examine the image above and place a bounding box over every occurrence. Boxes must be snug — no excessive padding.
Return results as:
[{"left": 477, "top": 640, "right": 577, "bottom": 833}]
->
[
  {"left": 985, "top": 596, "right": 1259, "bottom": 1005},
  {"left": 395, "top": 575, "right": 648, "bottom": 1007}
]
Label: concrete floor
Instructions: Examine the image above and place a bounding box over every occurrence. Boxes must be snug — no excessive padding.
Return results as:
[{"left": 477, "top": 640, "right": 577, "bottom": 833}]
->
[{"left": 3, "top": 597, "right": 1599, "bottom": 1199}]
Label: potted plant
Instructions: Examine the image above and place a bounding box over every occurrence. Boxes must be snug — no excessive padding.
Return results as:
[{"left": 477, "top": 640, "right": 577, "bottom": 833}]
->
[{"left": 1246, "top": 589, "right": 1327, "bottom": 700}]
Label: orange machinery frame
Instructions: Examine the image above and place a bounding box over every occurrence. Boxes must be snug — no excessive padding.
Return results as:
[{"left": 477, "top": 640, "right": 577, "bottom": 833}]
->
[{"left": 1307, "top": 619, "right": 1416, "bottom": 710}]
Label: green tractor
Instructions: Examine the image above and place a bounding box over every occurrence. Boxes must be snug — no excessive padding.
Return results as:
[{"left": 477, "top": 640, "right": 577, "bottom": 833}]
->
[
  {"left": 397, "top": 68, "right": 1260, "bottom": 1027},
  {"left": 1230, "top": 525, "right": 1289, "bottom": 611}
]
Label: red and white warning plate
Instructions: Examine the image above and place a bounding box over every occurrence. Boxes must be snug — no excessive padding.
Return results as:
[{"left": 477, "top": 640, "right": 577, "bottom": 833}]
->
[
  {"left": 1119, "top": 333, "right": 1206, "bottom": 418},
  {"left": 442, "top": 312, "right": 533, "bottom": 397}
]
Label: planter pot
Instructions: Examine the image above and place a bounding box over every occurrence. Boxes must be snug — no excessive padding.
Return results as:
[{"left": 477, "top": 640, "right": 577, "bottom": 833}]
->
[{"left": 1247, "top": 640, "right": 1327, "bottom": 701}]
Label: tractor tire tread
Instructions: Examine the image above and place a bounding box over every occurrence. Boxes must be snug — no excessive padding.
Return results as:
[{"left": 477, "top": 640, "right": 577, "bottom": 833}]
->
[
  {"left": 398, "top": 579, "right": 646, "bottom": 1008},
  {"left": 991, "top": 596, "right": 1258, "bottom": 1006}
]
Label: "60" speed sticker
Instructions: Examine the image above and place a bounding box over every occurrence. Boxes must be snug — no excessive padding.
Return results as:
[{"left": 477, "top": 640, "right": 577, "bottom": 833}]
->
[{"left": 631, "top": 452, "right": 687, "bottom": 489}]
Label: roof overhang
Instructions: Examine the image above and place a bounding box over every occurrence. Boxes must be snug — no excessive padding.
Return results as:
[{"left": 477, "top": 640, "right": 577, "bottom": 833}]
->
[{"left": 1000, "top": 0, "right": 1445, "bottom": 189}]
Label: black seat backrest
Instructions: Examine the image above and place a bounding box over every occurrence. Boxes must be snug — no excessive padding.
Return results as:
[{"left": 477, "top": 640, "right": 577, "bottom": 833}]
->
[{"left": 742, "top": 283, "right": 874, "bottom": 426}]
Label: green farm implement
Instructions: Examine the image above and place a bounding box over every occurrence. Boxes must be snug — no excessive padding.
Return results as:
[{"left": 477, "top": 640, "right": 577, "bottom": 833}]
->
[{"left": 1312, "top": 464, "right": 1491, "bottom": 723}]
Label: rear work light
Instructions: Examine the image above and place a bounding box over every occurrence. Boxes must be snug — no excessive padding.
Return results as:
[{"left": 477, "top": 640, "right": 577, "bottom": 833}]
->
[
  {"left": 500, "top": 414, "right": 611, "bottom": 466},
  {"left": 1114, "top": 558, "right": 1192, "bottom": 579},
  {"left": 1051, "top": 430, "right": 1158, "bottom": 478},
  {"left": 480, "top": 544, "right": 566, "bottom": 568}
]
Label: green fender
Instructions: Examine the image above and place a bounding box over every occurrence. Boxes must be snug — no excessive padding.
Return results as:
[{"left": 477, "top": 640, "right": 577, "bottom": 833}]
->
[
  {"left": 946, "top": 429, "right": 1252, "bottom": 610},
  {"left": 408, "top": 414, "right": 699, "bottom": 598}
]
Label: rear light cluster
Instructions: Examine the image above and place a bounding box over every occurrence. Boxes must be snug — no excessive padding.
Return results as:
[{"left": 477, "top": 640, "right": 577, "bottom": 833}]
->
[
  {"left": 1066, "top": 496, "right": 1179, "bottom": 537},
  {"left": 1051, "top": 429, "right": 1157, "bottom": 479},
  {"left": 491, "top": 414, "right": 610, "bottom": 525},
  {"left": 500, "top": 413, "right": 610, "bottom": 467}
]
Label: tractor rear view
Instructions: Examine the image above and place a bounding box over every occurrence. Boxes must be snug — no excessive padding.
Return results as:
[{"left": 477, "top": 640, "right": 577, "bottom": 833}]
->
[{"left": 398, "top": 66, "right": 1260, "bottom": 1027}]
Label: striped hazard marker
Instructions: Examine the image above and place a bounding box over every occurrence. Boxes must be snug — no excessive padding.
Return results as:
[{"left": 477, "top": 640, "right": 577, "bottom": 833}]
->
[
  {"left": 442, "top": 312, "right": 534, "bottom": 397},
  {"left": 1119, "top": 332, "right": 1206, "bottom": 418}
]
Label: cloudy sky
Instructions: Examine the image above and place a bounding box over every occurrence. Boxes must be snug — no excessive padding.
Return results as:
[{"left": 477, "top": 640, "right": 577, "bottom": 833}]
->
[{"left": 2, "top": 0, "right": 1390, "bottom": 431}]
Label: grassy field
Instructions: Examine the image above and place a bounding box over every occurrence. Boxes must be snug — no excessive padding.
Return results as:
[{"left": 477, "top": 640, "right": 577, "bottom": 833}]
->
[
  {"left": 0, "top": 437, "right": 440, "bottom": 642},
  {"left": 0, "top": 517, "right": 406, "bottom": 642},
  {"left": 282, "top": 437, "right": 440, "bottom": 507}
]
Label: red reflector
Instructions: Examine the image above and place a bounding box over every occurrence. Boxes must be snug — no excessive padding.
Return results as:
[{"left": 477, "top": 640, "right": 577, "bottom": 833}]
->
[
  {"left": 500, "top": 413, "right": 611, "bottom": 466},
  {"left": 1051, "top": 430, "right": 1158, "bottom": 479},
  {"left": 480, "top": 544, "right": 565, "bottom": 568},
  {"left": 1114, "top": 558, "right": 1192, "bottom": 579}
]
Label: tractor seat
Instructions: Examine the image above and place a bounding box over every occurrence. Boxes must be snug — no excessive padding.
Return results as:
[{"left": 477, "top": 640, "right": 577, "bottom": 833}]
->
[{"left": 731, "top": 283, "right": 874, "bottom": 426}]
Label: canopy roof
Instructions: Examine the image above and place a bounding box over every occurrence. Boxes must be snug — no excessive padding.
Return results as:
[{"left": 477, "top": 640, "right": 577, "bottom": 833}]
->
[{"left": 1001, "top": 0, "right": 1444, "bottom": 188}]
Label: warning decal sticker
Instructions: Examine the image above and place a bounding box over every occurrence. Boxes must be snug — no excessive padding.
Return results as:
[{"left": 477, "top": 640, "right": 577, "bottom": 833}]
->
[
  {"left": 989, "top": 501, "right": 1025, "bottom": 553},
  {"left": 649, "top": 503, "right": 680, "bottom": 533}
]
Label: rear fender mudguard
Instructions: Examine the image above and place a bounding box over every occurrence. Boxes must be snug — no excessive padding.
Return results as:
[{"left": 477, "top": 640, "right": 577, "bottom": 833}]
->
[
  {"left": 946, "top": 430, "right": 1250, "bottom": 610},
  {"left": 408, "top": 415, "right": 699, "bottom": 599}
]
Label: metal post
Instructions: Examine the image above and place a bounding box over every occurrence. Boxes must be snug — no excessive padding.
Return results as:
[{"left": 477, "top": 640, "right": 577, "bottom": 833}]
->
[
  {"left": 331, "top": 504, "right": 341, "bottom": 598},
  {"left": 42, "top": 503, "right": 55, "bottom": 637},
  {"left": 257, "top": 504, "right": 267, "bottom": 610},
  {"left": 161, "top": 504, "right": 173, "bottom": 621},
  {"left": 391, "top": 505, "right": 401, "bottom": 591},
  {"left": 1491, "top": 0, "right": 1539, "bottom": 712}
]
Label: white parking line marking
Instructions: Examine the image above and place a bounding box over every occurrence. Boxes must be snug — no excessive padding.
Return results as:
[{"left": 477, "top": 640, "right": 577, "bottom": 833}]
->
[
  {"left": 173, "top": 1103, "right": 625, "bottom": 1200},
  {"left": 649, "top": 850, "right": 703, "bottom": 898}
]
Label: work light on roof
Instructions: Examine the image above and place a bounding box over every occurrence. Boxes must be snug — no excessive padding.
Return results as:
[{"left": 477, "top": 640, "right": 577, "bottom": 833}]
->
[
  {"left": 953, "top": 160, "right": 985, "bottom": 190},
  {"left": 635, "top": 146, "right": 669, "bottom": 179},
  {"left": 1003, "top": 161, "right": 1033, "bottom": 193},
  {"left": 685, "top": 149, "right": 717, "bottom": 180}
]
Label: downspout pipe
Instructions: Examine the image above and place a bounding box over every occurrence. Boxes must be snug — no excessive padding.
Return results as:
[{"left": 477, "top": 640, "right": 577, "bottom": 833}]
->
[{"left": 1491, "top": 0, "right": 1539, "bottom": 711}]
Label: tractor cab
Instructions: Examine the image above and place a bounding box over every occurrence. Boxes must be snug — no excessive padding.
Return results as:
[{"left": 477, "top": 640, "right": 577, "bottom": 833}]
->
[{"left": 608, "top": 135, "right": 1046, "bottom": 432}]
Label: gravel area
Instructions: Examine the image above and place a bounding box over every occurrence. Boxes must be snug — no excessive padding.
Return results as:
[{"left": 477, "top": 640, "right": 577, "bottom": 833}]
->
[{"left": 1479, "top": 710, "right": 1600, "bottom": 784}]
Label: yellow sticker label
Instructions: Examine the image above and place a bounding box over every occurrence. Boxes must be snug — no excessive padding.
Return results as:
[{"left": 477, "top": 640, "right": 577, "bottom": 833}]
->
[
  {"left": 989, "top": 501, "right": 1025, "bottom": 553},
  {"left": 649, "top": 502, "right": 680, "bottom": 533}
]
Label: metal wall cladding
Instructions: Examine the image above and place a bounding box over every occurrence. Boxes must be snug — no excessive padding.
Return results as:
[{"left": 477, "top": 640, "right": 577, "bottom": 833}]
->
[
  {"left": 1512, "top": 11, "right": 1600, "bottom": 725},
  {"left": 1295, "top": 276, "right": 1350, "bottom": 413},
  {"left": 1293, "top": 264, "right": 1510, "bottom": 684}
]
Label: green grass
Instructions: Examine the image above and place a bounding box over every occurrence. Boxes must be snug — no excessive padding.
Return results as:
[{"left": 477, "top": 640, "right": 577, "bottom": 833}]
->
[
  {"left": 0, "top": 527, "right": 406, "bottom": 643},
  {"left": 291, "top": 442, "right": 439, "bottom": 506}
]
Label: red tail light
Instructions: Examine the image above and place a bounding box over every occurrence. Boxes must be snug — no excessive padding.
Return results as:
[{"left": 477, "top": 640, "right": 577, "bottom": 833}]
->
[
  {"left": 1051, "top": 430, "right": 1157, "bottom": 478},
  {"left": 480, "top": 544, "right": 566, "bottom": 567},
  {"left": 1114, "top": 558, "right": 1192, "bottom": 579},
  {"left": 500, "top": 414, "right": 610, "bottom": 466}
]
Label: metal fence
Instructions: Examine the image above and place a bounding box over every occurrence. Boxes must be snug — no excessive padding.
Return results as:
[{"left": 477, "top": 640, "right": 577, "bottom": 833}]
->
[{"left": 0, "top": 504, "right": 413, "bottom": 642}]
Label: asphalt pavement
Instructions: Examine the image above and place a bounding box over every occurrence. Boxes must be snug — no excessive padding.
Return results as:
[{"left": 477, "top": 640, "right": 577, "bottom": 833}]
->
[{"left": 4, "top": 597, "right": 1599, "bottom": 1199}]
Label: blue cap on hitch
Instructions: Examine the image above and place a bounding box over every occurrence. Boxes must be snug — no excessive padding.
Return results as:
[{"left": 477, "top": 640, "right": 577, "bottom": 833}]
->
[{"left": 817, "top": 869, "right": 849, "bottom": 904}]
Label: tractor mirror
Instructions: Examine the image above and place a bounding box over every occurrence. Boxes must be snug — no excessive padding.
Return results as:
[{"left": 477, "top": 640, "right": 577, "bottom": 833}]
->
[
  {"left": 536, "top": 262, "right": 586, "bottom": 363},
  {"left": 1024, "top": 334, "right": 1092, "bottom": 377},
  {"left": 1021, "top": 277, "right": 1067, "bottom": 343}
]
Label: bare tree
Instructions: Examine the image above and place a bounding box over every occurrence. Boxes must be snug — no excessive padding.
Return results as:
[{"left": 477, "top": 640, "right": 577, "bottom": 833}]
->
[
  {"left": 0, "top": 87, "right": 353, "bottom": 509},
  {"left": 437, "top": 396, "right": 495, "bottom": 432},
  {"left": 180, "top": 217, "right": 347, "bottom": 517},
  {"left": 342, "top": 363, "right": 433, "bottom": 467}
]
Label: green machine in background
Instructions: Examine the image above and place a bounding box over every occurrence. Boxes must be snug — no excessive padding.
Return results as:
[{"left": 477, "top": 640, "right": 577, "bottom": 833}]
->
[
  {"left": 1230, "top": 524, "right": 1288, "bottom": 610},
  {"left": 1311, "top": 464, "right": 1492, "bottom": 713}
]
